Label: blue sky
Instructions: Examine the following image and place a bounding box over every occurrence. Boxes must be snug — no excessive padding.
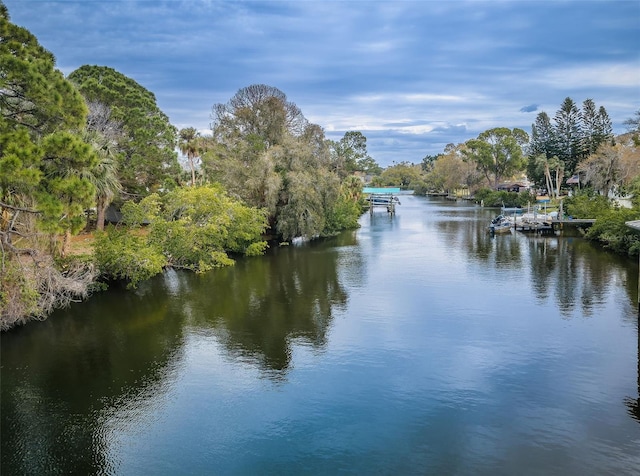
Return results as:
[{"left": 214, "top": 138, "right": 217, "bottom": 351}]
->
[{"left": 5, "top": 0, "right": 640, "bottom": 166}]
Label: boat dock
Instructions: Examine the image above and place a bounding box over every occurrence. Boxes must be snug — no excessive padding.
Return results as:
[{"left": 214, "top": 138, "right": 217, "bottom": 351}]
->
[
  {"left": 510, "top": 217, "right": 595, "bottom": 234},
  {"left": 363, "top": 187, "right": 401, "bottom": 215},
  {"left": 365, "top": 193, "right": 400, "bottom": 215}
]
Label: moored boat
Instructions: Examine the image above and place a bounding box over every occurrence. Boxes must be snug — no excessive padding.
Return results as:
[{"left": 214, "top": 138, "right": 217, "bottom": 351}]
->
[{"left": 489, "top": 215, "right": 513, "bottom": 234}]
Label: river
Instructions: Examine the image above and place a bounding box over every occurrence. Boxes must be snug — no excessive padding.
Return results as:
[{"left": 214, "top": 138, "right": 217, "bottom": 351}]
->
[{"left": 2, "top": 195, "right": 639, "bottom": 475}]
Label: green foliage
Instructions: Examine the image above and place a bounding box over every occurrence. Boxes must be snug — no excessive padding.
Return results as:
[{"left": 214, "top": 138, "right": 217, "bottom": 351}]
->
[
  {"left": 1, "top": 11, "right": 97, "bottom": 257},
  {"left": 208, "top": 84, "right": 362, "bottom": 241},
  {"left": 276, "top": 170, "right": 327, "bottom": 240},
  {"left": 323, "top": 193, "right": 362, "bottom": 235},
  {"left": 584, "top": 207, "right": 640, "bottom": 257},
  {"left": 37, "top": 132, "right": 98, "bottom": 238},
  {"left": 0, "top": 9, "right": 87, "bottom": 135},
  {"left": 409, "top": 179, "right": 431, "bottom": 196},
  {"left": 329, "top": 131, "right": 381, "bottom": 177},
  {"left": 126, "top": 185, "right": 269, "bottom": 272},
  {"left": 464, "top": 127, "right": 529, "bottom": 189},
  {"left": 378, "top": 162, "right": 423, "bottom": 188},
  {"left": 0, "top": 128, "right": 43, "bottom": 204},
  {"left": 474, "top": 188, "right": 535, "bottom": 208},
  {"left": 628, "top": 175, "right": 640, "bottom": 208},
  {"left": 93, "top": 226, "right": 166, "bottom": 289},
  {"left": 528, "top": 98, "right": 614, "bottom": 183},
  {"left": 564, "top": 189, "right": 612, "bottom": 218},
  {"left": 68, "top": 65, "right": 179, "bottom": 196}
]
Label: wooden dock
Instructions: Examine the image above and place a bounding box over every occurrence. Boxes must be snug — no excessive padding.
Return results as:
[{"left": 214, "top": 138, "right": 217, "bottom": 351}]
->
[{"left": 512, "top": 217, "right": 595, "bottom": 234}]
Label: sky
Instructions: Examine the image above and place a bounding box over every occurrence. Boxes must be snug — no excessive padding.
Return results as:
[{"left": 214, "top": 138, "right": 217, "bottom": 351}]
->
[{"left": 4, "top": 0, "right": 640, "bottom": 167}]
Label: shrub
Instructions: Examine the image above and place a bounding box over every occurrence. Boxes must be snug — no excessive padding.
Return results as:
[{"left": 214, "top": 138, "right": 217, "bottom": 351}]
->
[
  {"left": 564, "top": 189, "right": 612, "bottom": 218},
  {"left": 93, "top": 226, "right": 166, "bottom": 288},
  {"left": 474, "top": 188, "right": 535, "bottom": 207},
  {"left": 585, "top": 207, "right": 640, "bottom": 257}
]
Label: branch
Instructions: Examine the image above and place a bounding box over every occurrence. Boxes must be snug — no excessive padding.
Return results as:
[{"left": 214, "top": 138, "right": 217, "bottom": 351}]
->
[{"left": 0, "top": 202, "right": 41, "bottom": 214}]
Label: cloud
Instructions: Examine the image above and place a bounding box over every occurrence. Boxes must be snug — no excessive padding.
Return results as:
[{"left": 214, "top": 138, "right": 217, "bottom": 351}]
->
[
  {"left": 520, "top": 104, "right": 539, "bottom": 113},
  {"left": 4, "top": 0, "right": 638, "bottom": 167}
]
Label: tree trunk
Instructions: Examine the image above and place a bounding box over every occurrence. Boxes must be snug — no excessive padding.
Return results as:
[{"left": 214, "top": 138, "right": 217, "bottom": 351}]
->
[
  {"left": 544, "top": 164, "right": 553, "bottom": 197},
  {"left": 96, "top": 196, "right": 107, "bottom": 232},
  {"left": 189, "top": 153, "right": 196, "bottom": 187},
  {"left": 555, "top": 168, "right": 564, "bottom": 199},
  {"left": 62, "top": 229, "right": 71, "bottom": 257}
]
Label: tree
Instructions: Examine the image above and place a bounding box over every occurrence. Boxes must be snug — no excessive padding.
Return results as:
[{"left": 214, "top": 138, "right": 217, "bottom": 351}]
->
[
  {"left": 38, "top": 132, "right": 97, "bottom": 256},
  {"left": 68, "top": 65, "right": 180, "bottom": 196},
  {"left": 0, "top": 8, "right": 85, "bottom": 136},
  {"left": 528, "top": 98, "right": 614, "bottom": 189},
  {"left": 0, "top": 6, "right": 97, "bottom": 328},
  {"left": 527, "top": 112, "right": 555, "bottom": 185},
  {"left": 595, "top": 106, "right": 613, "bottom": 148},
  {"left": 129, "top": 185, "right": 268, "bottom": 273},
  {"left": 426, "top": 143, "right": 480, "bottom": 194},
  {"left": 421, "top": 154, "right": 440, "bottom": 172},
  {"left": 0, "top": 7, "right": 97, "bottom": 257},
  {"left": 178, "top": 127, "right": 202, "bottom": 187},
  {"left": 623, "top": 109, "right": 640, "bottom": 132},
  {"left": 211, "top": 84, "right": 307, "bottom": 151},
  {"left": 378, "top": 162, "right": 423, "bottom": 188},
  {"left": 464, "top": 127, "right": 529, "bottom": 188},
  {"left": 207, "top": 85, "right": 361, "bottom": 241},
  {"left": 534, "top": 154, "right": 564, "bottom": 199},
  {"left": 578, "top": 136, "right": 640, "bottom": 198},
  {"left": 553, "top": 97, "right": 582, "bottom": 174},
  {"left": 81, "top": 101, "right": 122, "bottom": 231},
  {"left": 581, "top": 99, "right": 599, "bottom": 157},
  {"left": 581, "top": 99, "right": 613, "bottom": 157},
  {"left": 329, "top": 131, "right": 380, "bottom": 177}
]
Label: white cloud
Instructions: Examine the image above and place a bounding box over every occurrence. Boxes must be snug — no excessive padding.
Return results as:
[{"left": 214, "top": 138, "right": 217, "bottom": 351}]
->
[{"left": 541, "top": 63, "right": 640, "bottom": 89}]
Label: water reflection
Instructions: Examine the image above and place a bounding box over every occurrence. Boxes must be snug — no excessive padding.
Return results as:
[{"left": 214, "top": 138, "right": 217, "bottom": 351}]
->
[
  {"left": 0, "top": 283, "right": 186, "bottom": 475},
  {"left": 166, "top": 234, "right": 353, "bottom": 376},
  {"left": 625, "top": 308, "right": 640, "bottom": 423},
  {"left": 448, "top": 207, "right": 639, "bottom": 319}
]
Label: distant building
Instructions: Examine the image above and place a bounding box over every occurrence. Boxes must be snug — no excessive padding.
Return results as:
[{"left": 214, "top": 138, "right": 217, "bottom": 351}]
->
[{"left": 496, "top": 182, "right": 530, "bottom": 193}]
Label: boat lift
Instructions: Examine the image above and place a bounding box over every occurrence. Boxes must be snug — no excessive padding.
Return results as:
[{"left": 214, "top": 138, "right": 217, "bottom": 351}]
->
[{"left": 366, "top": 193, "right": 401, "bottom": 215}]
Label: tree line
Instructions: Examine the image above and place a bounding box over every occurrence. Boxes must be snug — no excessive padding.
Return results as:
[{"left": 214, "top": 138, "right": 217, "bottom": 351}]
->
[{"left": 0, "top": 5, "right": 372, "bottom": 329}]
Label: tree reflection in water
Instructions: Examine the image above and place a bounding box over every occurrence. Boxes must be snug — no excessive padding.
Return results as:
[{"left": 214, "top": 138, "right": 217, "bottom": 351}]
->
[
  {"left": 168, "top": 232, "right": 357, "bottom": 376},
  {"left": 0, "top": 283, "right": 187, "bottom": 475}
]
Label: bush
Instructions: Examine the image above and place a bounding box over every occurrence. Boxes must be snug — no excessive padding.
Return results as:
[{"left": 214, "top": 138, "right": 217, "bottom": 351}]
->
[
  {"left": 585, "top": 207, "right": 640, "bottom": 257},
  {"left": 474, "top": 188, "right": 535, "bottom": 208},
  {"left": 323, "top": 194, "right": 362, "bottom": 236},
  {"left": 0, "top": 261, "right": 40, "bottom": 330},
  {"left": 93, "top": 226, "right": 167, "bottom": 288},
  {"left": 564, "top": 189, "right": 612, "bottom": 218},
  {"left": 130, "top": 185, "right": 268, "bottom": 272}
]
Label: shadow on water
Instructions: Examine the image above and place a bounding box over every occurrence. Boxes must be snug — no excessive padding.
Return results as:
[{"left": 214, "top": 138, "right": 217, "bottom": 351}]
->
[
  {"left": 0, "top": 280, "right": 187, "bottom": 475},
  {"left": 0, "top": 230, "right": 359, "bottom": 474},
  {"left": 456, "top": 208, "right": 639, "bottom": 320}
]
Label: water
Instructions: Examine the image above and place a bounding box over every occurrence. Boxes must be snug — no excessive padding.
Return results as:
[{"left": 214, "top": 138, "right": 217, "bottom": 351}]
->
[{"left": 2, "top": 195, "right": 639, "bottom": 475}]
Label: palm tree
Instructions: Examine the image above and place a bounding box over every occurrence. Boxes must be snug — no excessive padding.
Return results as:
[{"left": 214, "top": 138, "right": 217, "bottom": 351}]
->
[
  {"left": 82, "top": 128, "right": 122, "bottom": 231},
  {"left": 179, "top": 127, "right": 201, "bottom": 187},
  {"left": 82, "top": 102, "right": 123, "bottom": 231}
]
